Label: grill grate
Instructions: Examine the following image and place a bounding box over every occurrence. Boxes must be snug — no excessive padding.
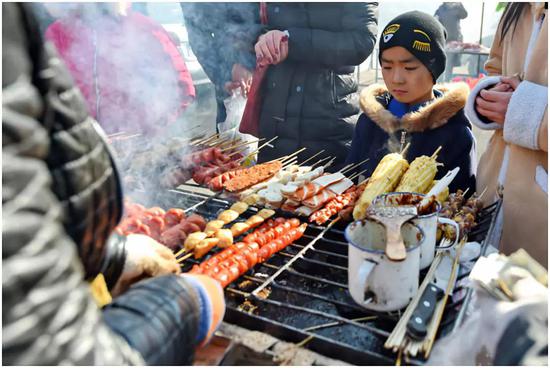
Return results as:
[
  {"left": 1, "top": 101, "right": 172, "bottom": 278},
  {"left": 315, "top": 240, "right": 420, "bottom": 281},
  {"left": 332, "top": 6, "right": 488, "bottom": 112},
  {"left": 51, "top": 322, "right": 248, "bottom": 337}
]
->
[{"left": 139, "top": 184, "right": 501, "bottom": 365}]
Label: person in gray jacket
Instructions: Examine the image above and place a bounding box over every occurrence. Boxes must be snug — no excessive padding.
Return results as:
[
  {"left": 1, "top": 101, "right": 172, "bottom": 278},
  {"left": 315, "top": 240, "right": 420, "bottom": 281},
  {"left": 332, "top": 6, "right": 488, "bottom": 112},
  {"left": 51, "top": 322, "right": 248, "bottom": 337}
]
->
[
  {"left": 2, "top": 3, "right": 224, "bottom": 365},
  {"left": 255, "top": 3, "right": 378, "bottom": 169}
]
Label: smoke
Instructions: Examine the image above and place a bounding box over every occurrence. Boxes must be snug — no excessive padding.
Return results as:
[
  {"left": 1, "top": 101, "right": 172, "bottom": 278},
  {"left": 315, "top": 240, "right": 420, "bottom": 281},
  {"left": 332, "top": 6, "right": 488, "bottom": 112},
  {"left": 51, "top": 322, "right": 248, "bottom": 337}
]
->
[{"left": 36, "top": 2, "right": 261, "bottom": 207}]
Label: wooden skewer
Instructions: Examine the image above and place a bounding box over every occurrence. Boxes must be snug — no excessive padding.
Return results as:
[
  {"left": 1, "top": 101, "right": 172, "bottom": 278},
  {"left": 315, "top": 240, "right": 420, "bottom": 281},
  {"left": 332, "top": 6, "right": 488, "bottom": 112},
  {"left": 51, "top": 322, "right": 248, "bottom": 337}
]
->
[
  {"left": 215, "top": 137, "right": 237, "bottom": 148},
  {"left": 462, "top": 187, "right": 470, "bottom": 198},
  {"left": 197, "top": 133, "right": 219, "bottom": 145},
  {"left": 209, "top": 136, "right": 235, "bottom": 147},
  {"left": 323, "top": 157, "right": 336, "bottom": 170},
  {"left": 477, "top": 186, "right": 488, "bottom": 200},
  {"left": 310, "top": 156, "right": 332, "bottom": 169},
  {"left": 357, "top": 177, "right": 370, "bottom": 186},
  {"left": 400, "top": 143, "right": 411, "bottom": 156},
  {"left": 174, "top": 248, "right": 188, "bottom": 258},
  {"left": 341, "top": 158, "right": 370, "bottom": 175},
  {"left": 349, "top": 169, "right": 367, "bottom": 181},
  {"left": 220, "top": 138, "right": 263, "bottom": 153},
  {"left": 177, "top": 252, "right": 194, "bottom": 263},
  {"left": 228, "top": 150, "right": 245, "bottom": 158},
  {"left": 337, "top": 163, "right": 354, "bottom": 174},
  {"left": 282, "top": 159, "right": 299, "bottom": 169},
  {"left": 107, "top": 131, "right": 128, "bottom": 138},
  {"left": 431, "top": 146, "right": 442, "bottom": 159},
  {"left": 237, "top": 136, "right": 279, "bottom": 164},
  {"left": 280, "top": 147, "right": 307, "bottom": 164},
  {"left": 297, "top": 149, "right": 325, "bottom": 166}
]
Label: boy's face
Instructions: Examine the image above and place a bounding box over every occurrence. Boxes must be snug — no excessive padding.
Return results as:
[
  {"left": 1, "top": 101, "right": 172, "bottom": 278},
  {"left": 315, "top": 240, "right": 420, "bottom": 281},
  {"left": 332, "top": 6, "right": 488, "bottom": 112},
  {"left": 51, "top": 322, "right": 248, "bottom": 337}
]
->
[{"left": 380, "top": 47, "right": 434, "bottom": 105}]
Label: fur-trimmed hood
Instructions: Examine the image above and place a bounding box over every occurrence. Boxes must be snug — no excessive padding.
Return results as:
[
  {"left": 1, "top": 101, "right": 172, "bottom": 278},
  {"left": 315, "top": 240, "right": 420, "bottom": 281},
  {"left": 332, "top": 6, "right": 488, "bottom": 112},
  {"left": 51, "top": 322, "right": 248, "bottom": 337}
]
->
[{"left": 359, "top": 82, "right": 470, "bottom": 133}]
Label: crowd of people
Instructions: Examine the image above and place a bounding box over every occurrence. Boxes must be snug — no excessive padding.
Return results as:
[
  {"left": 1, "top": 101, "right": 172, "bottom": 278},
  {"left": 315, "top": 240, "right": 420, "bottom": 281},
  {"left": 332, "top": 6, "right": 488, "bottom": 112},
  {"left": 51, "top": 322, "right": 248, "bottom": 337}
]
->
[{"left": 2, "top": 2, "right": 547, "bottom": 365}]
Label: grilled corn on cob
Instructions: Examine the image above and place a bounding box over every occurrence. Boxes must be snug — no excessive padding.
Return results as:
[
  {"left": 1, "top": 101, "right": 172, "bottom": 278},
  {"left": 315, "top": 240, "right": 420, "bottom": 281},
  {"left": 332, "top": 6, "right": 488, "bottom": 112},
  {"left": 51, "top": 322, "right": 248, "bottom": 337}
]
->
[
  {"left": 395, "top": 155, "right": 438, "bottom": 193},
  {"left": 353, "top": 153, "right": 409, "bottom": 220}
]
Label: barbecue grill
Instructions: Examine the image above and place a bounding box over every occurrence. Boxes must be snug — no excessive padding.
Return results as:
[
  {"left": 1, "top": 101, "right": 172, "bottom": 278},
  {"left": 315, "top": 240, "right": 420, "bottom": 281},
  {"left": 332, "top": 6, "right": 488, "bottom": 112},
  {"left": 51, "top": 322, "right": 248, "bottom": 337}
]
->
[{"left": 135, "top": 184, "right": 501, "bottom": 365}]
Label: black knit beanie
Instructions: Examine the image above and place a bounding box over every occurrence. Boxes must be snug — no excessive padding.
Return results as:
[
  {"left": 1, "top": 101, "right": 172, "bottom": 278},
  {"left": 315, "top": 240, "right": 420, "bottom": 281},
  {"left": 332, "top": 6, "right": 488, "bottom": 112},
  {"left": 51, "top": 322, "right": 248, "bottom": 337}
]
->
[{"left": 379, "top": 11, "right": 447, "bottom": 82}]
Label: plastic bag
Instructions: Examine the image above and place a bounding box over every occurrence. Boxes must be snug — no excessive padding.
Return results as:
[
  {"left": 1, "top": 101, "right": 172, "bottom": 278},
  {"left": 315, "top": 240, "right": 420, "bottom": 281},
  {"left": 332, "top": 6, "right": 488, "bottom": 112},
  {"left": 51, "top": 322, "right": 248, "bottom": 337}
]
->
[{"left": 218, "top": 90, "right": 258, "bottom": 165}]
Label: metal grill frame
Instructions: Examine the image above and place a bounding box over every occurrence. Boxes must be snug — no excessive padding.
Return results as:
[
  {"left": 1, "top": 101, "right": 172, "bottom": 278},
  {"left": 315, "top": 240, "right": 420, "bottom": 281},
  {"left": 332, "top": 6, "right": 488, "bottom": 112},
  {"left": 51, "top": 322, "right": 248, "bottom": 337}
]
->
[{"left": 137, "top": 184, "right": 501, "bottom": 365}]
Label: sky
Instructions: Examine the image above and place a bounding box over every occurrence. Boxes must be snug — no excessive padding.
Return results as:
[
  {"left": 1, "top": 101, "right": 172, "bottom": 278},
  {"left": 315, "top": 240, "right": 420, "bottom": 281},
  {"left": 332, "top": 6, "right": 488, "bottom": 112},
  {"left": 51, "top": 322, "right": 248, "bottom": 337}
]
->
[{"left": 378, "top": 1, "right": 502, "bottom": 45}]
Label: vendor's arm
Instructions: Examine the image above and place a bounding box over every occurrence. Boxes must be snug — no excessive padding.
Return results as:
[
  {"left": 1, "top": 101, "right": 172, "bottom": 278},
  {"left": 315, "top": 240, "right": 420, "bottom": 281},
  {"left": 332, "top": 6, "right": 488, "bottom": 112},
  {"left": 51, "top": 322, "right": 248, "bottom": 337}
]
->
[{"left": 286, "top": 3, "right": 378, "bottom": 66}]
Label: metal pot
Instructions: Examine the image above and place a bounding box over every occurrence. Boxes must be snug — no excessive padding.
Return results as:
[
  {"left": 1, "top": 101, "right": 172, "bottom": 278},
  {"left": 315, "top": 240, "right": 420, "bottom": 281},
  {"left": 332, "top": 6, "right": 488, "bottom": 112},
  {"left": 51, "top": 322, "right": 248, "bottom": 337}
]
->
[{"left": 345, "top": 219, "right": 424, "bottom": 312}]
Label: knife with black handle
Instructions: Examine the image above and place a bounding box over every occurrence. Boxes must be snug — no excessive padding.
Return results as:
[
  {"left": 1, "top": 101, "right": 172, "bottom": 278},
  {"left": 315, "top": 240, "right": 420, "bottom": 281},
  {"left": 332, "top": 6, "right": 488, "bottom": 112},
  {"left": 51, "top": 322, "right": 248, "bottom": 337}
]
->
[{"left": 406, "top": 283, "right": 444, "bottom": 340}]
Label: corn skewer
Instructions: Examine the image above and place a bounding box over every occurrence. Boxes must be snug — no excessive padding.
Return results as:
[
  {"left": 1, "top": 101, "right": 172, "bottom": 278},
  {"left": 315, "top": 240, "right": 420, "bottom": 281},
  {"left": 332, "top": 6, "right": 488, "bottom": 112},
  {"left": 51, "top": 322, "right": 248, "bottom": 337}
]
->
[
  {"left": 400, "top": 142, "right": 411, "bottom": 156},
  {"left": 353, "top": 151, "right": 409, "bottom": 220},
  {"left": 431, "top": 146, "right": 442, "bottom": 159}
]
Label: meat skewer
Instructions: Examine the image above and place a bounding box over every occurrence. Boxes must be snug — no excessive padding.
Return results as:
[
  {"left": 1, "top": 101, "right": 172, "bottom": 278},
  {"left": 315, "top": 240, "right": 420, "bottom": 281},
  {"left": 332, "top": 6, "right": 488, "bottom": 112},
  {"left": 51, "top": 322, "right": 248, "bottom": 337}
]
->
[
  {"left": 177, "top": 207, "right": 277, "bottom": 260},
  {"left": 188, "top": 221, "right": 307, "bottom": 288}
]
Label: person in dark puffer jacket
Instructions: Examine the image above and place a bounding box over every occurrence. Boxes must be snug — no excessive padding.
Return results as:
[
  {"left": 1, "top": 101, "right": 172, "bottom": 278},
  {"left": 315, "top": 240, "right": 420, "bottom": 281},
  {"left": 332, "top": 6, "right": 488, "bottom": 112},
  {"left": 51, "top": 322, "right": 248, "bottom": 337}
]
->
[
  {"left": 346, "top": 11, "right": 476, "bottom": 193},
  {"left": 255, "top": 3, "right": 379, "bottom": 170},
  {"left": 2, "top": 3, "right": 223, "bottom": 365}
]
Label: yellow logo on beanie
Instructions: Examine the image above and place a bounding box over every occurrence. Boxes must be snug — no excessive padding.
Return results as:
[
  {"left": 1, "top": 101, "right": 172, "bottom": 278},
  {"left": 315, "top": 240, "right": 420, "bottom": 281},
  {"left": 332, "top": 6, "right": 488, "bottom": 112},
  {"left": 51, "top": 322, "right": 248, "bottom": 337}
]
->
[
  {"left": 383, "top": 23, "right": 400, "bottom": 43},
  {"left": 412, "top": 29, "right": 431, "bottom": 52}
]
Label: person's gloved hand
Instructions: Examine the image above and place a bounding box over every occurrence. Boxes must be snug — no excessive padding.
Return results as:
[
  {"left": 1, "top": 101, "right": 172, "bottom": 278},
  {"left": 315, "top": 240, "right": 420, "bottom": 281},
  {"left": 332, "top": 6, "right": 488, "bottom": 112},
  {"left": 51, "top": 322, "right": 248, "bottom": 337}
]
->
[
  {"left": 180, "top": 273, "right": 226, "bottom": 347},
  {"left": 112, "top": 234, "right": 180, "bottom": 296}
]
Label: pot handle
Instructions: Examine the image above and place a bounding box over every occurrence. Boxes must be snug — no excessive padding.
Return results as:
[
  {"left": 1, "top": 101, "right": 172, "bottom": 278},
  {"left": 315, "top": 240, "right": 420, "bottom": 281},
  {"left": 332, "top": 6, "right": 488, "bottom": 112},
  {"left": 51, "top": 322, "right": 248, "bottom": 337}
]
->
[{"left": 436, "top": 217, "right": 460, "bottom": 250}]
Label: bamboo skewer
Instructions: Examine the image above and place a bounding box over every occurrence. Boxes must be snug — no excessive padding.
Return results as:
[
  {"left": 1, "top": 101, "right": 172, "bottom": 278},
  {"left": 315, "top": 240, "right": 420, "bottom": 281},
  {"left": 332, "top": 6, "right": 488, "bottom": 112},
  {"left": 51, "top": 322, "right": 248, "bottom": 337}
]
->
[
  {"left": 400, "top": 143, "right": 411, "bottom": 156},
  {"left": 357, "top": 177, "right": 370, "bottom": 186},
  {"left": 282, "top": 159, "right": 299, "bottom": 169},
  {"left": 477, "top": 186, "right": 488, "bottom": 201},
  {"left": 237, "top": 136, "right": 279, "bottom": 164},
  {"left": 336, "top": 163, "right": 354, "bottom": 174},
  {"left": 220, "top": 138, "right": 263, "bottom": 153},
  {"left": 177, "top": 252, "right": 194, "bottom": 263},
  {"left": 431, "top": 146, "right": 442, "bottom": 159},
  {"left": 341, "top": 158, "right": 370, "bottom": 175},
  {"left": 228, "top": 150, "right": 245, "bottom": 158},
  {"left": 280, "top": 147, "right": 307, "bottom": 164},
  {"left": 310, "top": 156, "right": 332, "bottom": 169},
  {"left": 323, "top": 157, "right": 336, "bottom": 170},
  {"left": 349, "top": 169, "right": 367, "bottom": 181},
  {"left": 174, "top": 248, "right": 188, "bottom": 259},
  {"left": 297, "top": 150, "right": 325, "bottom": 166},
  {"left": 196, "top": 133, "right": 219, "bottom": 146}
]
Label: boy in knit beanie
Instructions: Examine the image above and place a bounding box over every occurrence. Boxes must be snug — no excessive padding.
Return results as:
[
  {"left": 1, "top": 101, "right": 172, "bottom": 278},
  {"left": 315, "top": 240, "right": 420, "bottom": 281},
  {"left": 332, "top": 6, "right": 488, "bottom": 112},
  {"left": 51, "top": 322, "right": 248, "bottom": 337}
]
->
[{"left": 346, "top": 11, "right": 476, "bottom": 193}]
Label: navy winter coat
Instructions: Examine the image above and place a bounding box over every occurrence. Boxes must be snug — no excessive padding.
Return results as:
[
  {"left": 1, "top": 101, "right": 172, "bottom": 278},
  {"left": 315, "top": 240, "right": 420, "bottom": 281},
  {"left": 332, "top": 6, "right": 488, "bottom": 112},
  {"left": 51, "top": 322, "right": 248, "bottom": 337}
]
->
[{"left": 346, "top": 82, "right": 477, "bottom": 193}]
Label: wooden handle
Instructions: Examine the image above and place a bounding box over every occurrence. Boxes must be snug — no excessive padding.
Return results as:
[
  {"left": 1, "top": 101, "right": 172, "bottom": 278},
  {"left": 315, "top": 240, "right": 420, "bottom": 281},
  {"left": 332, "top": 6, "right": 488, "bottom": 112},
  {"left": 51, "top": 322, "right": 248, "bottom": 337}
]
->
[{"left": 385, "top": 222, "right": 407, "bottom": 261}]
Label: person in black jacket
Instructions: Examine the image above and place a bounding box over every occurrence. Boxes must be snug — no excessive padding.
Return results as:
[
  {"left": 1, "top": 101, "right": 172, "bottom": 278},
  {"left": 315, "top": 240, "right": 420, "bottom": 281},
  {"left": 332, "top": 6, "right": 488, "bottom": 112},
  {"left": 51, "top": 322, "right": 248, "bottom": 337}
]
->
[
  {"left": 181, "top": 2, "right": 262, "bottom": 127},
  {"left": 346, "top": 11, "right": 476, "bottom": 193},
  {"left": 2, "top": 3, "right": 224, "bottom": 365},
  {"left": 253, "top": 3, "right": 378, "bottom": 170}
]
